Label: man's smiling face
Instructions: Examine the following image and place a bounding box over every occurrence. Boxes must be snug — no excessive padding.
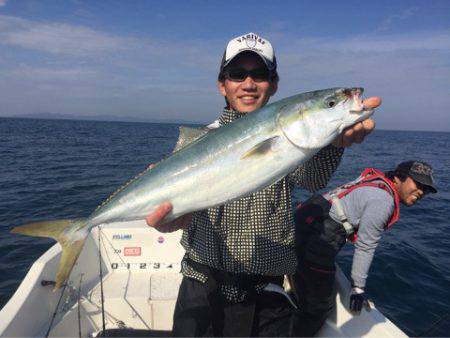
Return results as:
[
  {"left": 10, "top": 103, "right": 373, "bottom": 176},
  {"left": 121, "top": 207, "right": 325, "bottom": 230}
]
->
[
  {"left": 217, "top": 52, "right": 277, "bottom": 113},
  {"left": 395, "top": 176, "right": 425, "bottom": 206}
]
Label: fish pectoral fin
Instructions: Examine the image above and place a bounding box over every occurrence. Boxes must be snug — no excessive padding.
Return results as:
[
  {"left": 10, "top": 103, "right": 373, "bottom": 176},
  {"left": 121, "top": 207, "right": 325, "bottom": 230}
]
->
[
  {"left": 173, "top": 126, "right": 210, "bottom": 152},
  {"left": 54, "top": 237, "right": 87, "bottom": 291},
  {"left": 241, "top": 136, "right": 281, "bottom": 160}
]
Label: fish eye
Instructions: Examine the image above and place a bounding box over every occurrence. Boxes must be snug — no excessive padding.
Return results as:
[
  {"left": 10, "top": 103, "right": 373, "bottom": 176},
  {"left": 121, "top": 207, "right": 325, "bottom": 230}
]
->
[{"left": 324, "top": 97, "right": 337, "bottom": 108}]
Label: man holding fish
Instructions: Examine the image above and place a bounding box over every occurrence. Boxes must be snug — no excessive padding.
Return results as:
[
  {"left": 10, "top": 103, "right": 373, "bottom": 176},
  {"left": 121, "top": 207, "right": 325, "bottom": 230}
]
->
[
  {"left": 146, "top": 32, "right": 381, "bottom": 336},
  {"left": 12, "top": 31, "right": 382, "bottom": 336}
]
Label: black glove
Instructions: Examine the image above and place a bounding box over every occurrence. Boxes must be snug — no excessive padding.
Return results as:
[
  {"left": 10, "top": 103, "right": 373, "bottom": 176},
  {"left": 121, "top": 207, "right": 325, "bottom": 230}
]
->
[{"left": 349, "top": 286, "right": 370, "bottom": 314}]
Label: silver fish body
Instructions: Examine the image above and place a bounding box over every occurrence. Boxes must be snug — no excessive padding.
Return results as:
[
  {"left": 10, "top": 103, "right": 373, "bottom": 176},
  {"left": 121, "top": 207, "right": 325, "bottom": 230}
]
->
[
  {"left": 90, "top": 101, "right": 302, "bottom": 225},
  {"left": 89, "top": 87, "right": 372, "bottom": 226},
  {"left": 12, "top": 87, "right": 375, "bottom": 289}
]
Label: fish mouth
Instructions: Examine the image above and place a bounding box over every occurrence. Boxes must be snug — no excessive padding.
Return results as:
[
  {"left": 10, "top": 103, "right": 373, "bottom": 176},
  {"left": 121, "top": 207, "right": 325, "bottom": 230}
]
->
[
  {"left": 344, "top": 87, "right": 364, "bottom": 100},
  {"left": 345, "top": 87, "right": 381, "bottom": 121},
  {"left": 341, "top": 87, "right": 379, "bottom": 126},
  {"left": 344, "top": 87, "right": 365, "bottom": 113}
]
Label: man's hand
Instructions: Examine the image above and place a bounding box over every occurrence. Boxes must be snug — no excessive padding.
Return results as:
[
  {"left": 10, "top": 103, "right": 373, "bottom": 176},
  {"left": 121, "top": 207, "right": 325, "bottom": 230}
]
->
[
  {"left": 332, "top": 97, "right": 380, "bottom": 148},
  {"left": 145, "top": 202, "right": 192, "bottom": 233},
  {"left": 349, "top": 286, "right": 371, "bottom": 314},
  {"left": 332, "top": 119, "right": 375, "bottom": 147}
]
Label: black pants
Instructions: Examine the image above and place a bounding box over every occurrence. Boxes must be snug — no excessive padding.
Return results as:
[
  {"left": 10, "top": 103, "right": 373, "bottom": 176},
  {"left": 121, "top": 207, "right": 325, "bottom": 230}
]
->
[
  {"left": 291, "top": 195, "right": 347, "bottom": 337},
  {"left": 172, "top": 277, "right": 296, "bottom": 337}
]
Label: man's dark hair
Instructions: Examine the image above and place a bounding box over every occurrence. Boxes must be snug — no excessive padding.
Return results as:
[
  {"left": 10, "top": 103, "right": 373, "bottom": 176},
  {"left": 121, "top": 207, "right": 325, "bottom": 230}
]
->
[
  {"left": 385, "top": 170, "right": 408, "bottom": 182},
  {"left": 386, "top": 160, "right": 437, "bottom": 193}
]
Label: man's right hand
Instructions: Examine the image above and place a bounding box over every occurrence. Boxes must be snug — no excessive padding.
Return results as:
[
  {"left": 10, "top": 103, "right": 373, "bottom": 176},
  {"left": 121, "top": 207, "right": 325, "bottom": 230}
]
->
[
  {"left": 145, "top": 202, "right": 192, "bottom": 233},
  {"left": 145, "top": 163, "right": 191, "bottom": 233}
]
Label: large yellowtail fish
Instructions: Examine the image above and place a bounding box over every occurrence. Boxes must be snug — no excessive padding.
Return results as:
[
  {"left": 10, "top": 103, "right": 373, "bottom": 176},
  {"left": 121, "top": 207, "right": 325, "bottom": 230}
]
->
[{"left": 12, "top": 88, "right": 379, "bottom": 290}]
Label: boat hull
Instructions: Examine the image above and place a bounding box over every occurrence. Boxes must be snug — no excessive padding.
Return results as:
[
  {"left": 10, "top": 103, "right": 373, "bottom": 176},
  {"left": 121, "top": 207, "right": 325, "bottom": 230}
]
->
[{"left": 0, "top": 221, "right": 407, "bottom": 337}]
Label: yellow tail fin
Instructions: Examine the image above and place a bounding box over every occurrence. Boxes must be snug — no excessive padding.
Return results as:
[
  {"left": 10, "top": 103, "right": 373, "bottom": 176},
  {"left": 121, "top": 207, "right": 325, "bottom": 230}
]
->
[
  {"left": 11, "top": 219, "right": 89, "bottom": 291},
  {"left": 11, "top": 219, "right": 73, "bottom": 239}
]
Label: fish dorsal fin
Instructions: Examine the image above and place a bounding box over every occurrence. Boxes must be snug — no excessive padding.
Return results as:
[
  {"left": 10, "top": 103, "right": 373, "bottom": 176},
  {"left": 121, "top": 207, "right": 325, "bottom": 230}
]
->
[
  {"left": 173, "top": 126, "right": 210, "bottom": 152},
  {"left": 97, "top": 126, "right": 211, "bottom": 212},
  {"left": 241, "top": 136, "right": 280, "bottom": 160}
]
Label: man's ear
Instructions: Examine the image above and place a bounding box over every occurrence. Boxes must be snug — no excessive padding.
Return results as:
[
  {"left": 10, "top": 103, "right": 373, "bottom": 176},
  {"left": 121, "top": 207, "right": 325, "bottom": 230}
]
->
[
  {"left": 392, "top": 176, "right": 401, "bottom": 190},
  {"left": 217, "top": 80, "right": 227, "bottom": 97},
  {"left": 269, "top": 79, "right": 278, "bottom": 96}
]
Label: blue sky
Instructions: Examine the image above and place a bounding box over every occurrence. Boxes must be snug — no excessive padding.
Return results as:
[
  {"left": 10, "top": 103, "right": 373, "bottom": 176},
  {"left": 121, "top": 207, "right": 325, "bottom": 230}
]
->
[{"left": 0, "top": 0, "right": 449, "bottom": 131}]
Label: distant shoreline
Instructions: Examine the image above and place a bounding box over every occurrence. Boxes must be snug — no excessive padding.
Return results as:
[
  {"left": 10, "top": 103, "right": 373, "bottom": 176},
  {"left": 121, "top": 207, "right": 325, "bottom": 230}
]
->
[
  {"left": 0, "top": 115, "right": 448, "bottom": 133},
  {"left": 0, "top": 115, "right": 204, "bottom": 126}
]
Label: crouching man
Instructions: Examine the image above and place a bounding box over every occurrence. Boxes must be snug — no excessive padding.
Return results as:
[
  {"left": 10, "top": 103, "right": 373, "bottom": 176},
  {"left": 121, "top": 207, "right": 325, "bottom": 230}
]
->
[{"left": 292, "top": 160, "right": 437, "bottom": 336}]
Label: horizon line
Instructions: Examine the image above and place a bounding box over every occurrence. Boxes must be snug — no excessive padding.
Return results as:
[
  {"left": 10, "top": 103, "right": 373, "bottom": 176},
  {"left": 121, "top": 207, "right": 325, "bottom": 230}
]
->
[{"left": 0, "top": 115, "right": 449, "bottom": 134}]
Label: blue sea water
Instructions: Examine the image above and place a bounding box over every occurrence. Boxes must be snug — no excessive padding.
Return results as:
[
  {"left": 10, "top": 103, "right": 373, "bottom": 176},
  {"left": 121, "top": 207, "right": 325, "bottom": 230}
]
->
[{"left": 0, "top": 117, "right": 449, "bottom": 336}]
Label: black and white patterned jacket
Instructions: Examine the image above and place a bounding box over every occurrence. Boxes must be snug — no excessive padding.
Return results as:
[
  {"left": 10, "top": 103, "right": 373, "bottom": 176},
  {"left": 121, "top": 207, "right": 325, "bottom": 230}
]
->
[{"left": 180, "top": 109, "right": 344, "bottom": 302}]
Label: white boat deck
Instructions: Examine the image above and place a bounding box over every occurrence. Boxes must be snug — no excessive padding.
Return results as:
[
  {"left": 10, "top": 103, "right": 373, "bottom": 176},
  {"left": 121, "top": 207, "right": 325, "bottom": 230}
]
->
[{"left": 0, "top": 220, "right": 407, "bottom": 337}]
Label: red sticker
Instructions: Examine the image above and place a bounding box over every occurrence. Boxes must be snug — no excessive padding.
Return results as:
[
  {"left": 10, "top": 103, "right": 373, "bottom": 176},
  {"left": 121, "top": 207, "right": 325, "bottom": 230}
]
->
[{"left": 124, "top": 247, "right": 141, "bottom": 256}]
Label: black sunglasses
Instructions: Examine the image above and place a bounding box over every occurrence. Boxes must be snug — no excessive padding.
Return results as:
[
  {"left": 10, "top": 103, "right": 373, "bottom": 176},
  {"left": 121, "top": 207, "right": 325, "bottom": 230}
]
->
[{"left": 224, "top": 67, "right": 271, "bottom": 82}]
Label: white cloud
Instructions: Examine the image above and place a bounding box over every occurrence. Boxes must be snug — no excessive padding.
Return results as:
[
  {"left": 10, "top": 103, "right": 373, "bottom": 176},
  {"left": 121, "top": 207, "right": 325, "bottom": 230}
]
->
[
  {"left": 279, "top": 31, "right": 450, "bottom": 55},
  {"left": 0, "top": 14, "right": 219, "bottom": 70},
  {"left": 7, "top": 65, "right": 98, "bottom": 82},
  {"left": 377, "top": 7, "right": 419, "bottom": 31},
  {"left": 275, "top": 31, "right": 450, "bottom": 79},
  {"left": 338, "top": 33, "right": 449, "bottom": 53},
  {"left": 0, "top": 15, "right": 449, "bottom": 130},
  {"left": 269, "top": 30, "right": 450, "bottom": 131},
  {"left": 0, "top": 15, "right": 131, "bottom": 57}
]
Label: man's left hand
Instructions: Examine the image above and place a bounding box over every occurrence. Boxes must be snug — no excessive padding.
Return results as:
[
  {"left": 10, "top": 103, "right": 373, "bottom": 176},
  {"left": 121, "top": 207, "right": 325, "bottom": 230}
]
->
[
  {"left": 349, "top": 286, "right": 370, "bottom": 314},
  {"left": 332, "top": 119, "right": 375, "bottom": 148}
]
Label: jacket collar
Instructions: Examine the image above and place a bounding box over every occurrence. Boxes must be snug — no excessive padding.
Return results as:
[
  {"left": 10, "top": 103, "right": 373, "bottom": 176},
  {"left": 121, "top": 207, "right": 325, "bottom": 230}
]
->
[{"left": 218, "top": 108, "right": 247, "bottom": 126}]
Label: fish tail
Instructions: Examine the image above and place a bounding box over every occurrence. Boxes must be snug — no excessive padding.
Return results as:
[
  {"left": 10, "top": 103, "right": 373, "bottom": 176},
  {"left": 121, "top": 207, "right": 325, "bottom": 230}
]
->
[{"left": 11, "top": 218, "right": 89, "bottom": 291}]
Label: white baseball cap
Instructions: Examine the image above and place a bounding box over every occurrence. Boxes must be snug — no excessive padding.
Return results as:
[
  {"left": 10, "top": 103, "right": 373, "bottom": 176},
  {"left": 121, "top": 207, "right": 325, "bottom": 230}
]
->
[{"left": 219, "top": 32, "right": 277, "bottom": 72}]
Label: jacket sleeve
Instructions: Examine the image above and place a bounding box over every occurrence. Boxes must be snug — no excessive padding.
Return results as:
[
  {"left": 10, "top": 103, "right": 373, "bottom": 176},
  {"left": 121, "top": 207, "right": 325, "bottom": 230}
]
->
[
  {"left": 287, "top": 145, "right": 344, "bottom": 192},
  {"left": 351, "top": 196, "right": 395, "bottom": 288}
]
